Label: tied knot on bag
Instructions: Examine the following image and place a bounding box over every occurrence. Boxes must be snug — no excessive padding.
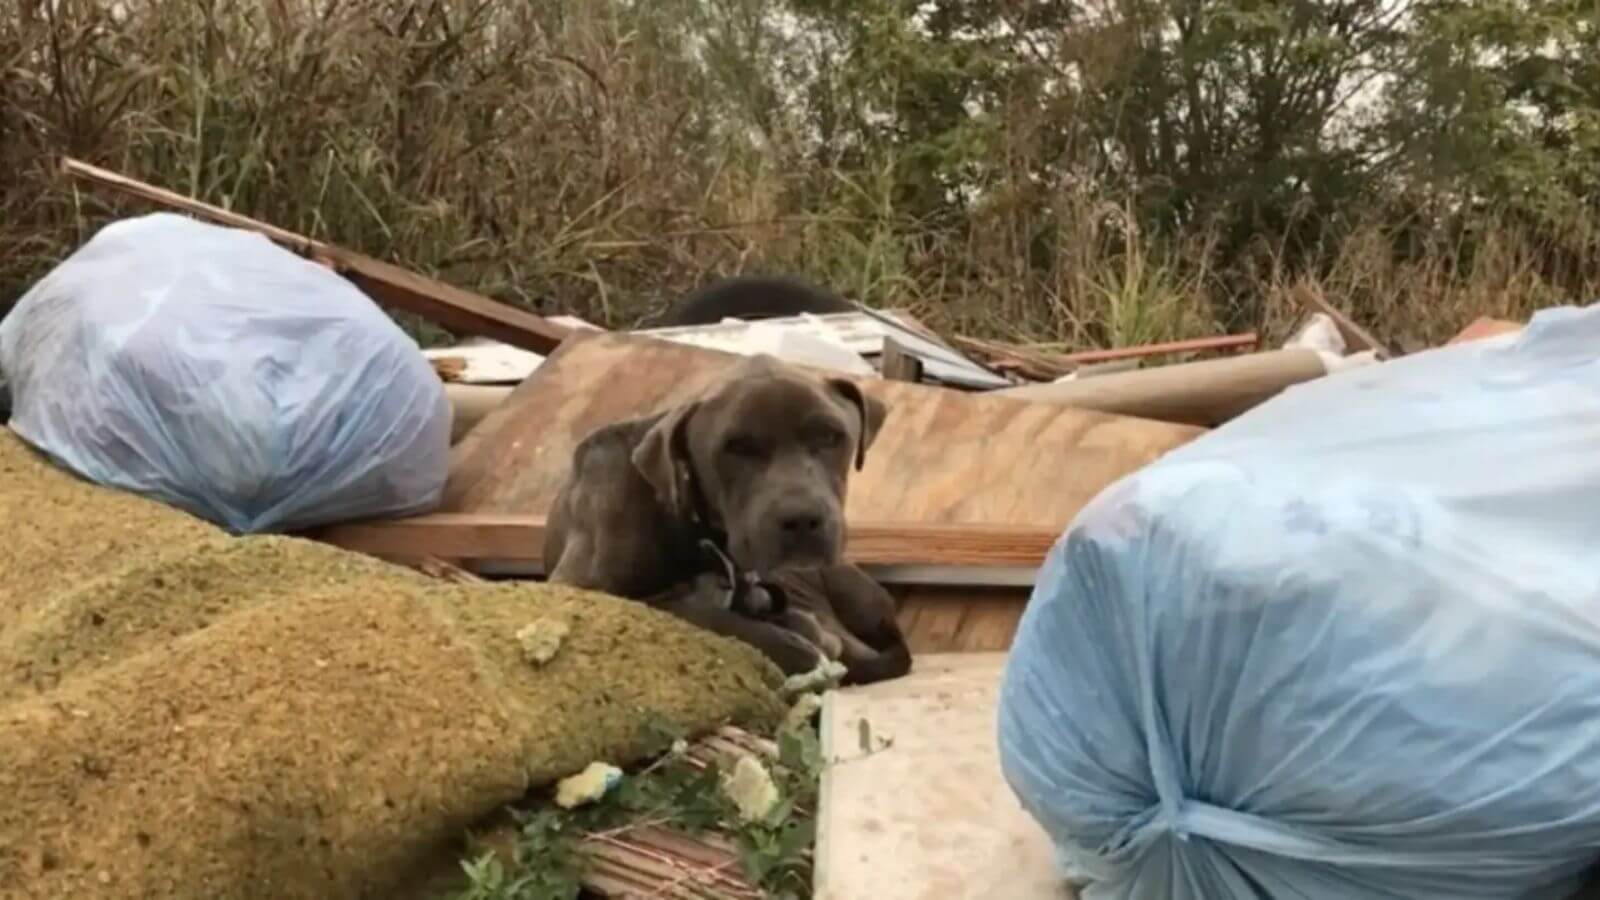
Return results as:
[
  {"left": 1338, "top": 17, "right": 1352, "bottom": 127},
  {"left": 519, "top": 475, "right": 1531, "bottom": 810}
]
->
[{"left": 1116, "top": 793, "right": 1509, "bottom": 874}]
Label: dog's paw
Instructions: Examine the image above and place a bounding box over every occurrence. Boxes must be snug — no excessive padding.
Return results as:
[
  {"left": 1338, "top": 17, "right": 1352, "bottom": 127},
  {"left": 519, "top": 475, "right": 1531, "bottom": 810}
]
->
[
  {"left": 681, "top": 571, "right": 738, "bottom": 611},
  {"left": 781, "top": 609, "right": 843, "bottom": 660},
  {"left": 734, "top": 583, "right": 776, "bottom": 617},
  {"left": 817, "top": 627, "right": 845, "bottom": 661},
  {"left": 734, "top": 574, "right": 788, "bottom": 617}
]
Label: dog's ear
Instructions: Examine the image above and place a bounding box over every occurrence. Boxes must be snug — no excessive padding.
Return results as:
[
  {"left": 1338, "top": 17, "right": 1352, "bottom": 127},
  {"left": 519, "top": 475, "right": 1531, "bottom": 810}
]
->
[
  {"left": 826, "top": 378, "right": 888, "bottom": 471},
  {"left": 632, "top": 401, "right": 701, "bottom": 516}
]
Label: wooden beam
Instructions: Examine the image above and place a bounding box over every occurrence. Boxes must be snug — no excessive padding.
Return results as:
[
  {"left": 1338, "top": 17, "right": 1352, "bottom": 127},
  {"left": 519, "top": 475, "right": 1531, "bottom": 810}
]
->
[
  {"left": 1056, "top": 332, "right": 1258, "bottom": 365},
  {"left": 951, "top": 332, "right": 1258, "bottom": 381},
  {"left": 306, "top": 513, "right": 1059, "bottom": 573},
  {"left": 948, "top": 335, "right": 1076, "bottom": 381},
  {"left": 849, "top": 521, "right": 1056, "bottom": 567},
  {"left": 57, "top": 157, "right": 571, "bottom": 354},
  {"left": 1293, "top": 283, "right": 1395, "bottom": 360}
]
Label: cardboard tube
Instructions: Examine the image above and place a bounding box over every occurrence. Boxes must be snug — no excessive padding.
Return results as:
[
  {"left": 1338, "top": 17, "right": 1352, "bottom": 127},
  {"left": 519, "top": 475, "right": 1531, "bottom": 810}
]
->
[
  {"left": 994, "top": 349, "right": 1329, "bottom": 427},
  {"left": 445, "top": 384, "right": 513, "bottom": 444}
]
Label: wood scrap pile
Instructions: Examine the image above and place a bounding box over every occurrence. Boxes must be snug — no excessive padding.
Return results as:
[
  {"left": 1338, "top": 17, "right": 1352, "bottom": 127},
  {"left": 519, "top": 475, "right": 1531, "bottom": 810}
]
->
[
  {"left": 35, "top": 155, "right": 1535, "bottom": 900},
  {"left": 408, "top": 724, "right": 806, "bottom": 900},
  {"left": 46, "top": 158, "right": 1395, "bottom": 656},
  {"left": 582, "top": 826, "right": 764, "bottom": 900},
  {"left": 579, "top": 729, "right": 805, "bottom": 900},
  {"left": 367, "top": 330, "right": 1203, "bottom": 659}
]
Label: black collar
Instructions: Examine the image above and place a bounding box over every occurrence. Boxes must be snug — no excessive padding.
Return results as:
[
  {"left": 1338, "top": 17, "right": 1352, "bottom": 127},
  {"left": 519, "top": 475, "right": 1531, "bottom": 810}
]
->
[
  {"left": 682, "top": 477, "right": 788, "bottom": 615},
  {"left": 682, "top": 463, "right": 730, "bottom": 562}
]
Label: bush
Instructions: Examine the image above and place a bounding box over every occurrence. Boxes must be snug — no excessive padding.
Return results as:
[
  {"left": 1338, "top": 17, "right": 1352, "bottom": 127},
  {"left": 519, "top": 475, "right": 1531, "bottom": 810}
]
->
[{"left": 3, "top": 0, "right": 1597, "bottom": 350}]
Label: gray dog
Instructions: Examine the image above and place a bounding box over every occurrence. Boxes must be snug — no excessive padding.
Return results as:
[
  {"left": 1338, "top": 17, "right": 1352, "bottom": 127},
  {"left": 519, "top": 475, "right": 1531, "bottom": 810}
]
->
[{"left": 544, "top": 353, "right": 910, "bottom": 680}]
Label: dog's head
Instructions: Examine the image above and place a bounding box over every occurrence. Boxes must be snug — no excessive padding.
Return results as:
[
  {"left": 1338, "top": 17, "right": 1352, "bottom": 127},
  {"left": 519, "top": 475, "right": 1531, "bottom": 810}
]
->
[{"left": 631, "top": 354, "right": 888, "bottom": 574}]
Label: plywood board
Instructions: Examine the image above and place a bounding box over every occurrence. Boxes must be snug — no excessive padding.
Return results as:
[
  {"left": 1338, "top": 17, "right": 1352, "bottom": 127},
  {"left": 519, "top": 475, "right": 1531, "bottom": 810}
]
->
[
  {"left": 814, "top": 653, "right": 1072, "bottom": 900},
  {"left": 894, "top": 588, "right": 1029, "bottom": 653},
  {"left": 444, "top": 331, "right": 1202, "bottom": 531}
]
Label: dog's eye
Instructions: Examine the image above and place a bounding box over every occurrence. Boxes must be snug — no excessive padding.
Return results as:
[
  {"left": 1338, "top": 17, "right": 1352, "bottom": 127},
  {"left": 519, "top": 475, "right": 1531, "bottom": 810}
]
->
[
  {"left": 809, "top": 427, "right": 845, "bottom": 449},
  {"left": 723, "top": 435, "right": 764, "bottom": 458}
]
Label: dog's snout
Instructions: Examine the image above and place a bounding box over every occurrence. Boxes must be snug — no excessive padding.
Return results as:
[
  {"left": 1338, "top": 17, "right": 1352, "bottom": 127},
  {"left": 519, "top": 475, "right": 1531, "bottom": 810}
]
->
[
  {"left": 751, "top": 495, "right": 840, "bottom": 570},
  {"left": 780, "top": 510, "right": 824, "bottom": 536}
]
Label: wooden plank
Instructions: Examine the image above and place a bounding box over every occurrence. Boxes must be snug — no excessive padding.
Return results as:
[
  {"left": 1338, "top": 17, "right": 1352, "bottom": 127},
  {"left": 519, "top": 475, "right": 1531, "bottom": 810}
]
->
[
  {"left": 814, "top": 654, "right": 1072, "bottom": 900},
  {"left": 328, "top": 249, "right": 571, "bottom": 353},
  {"left": 893, "top": 599, "right": 926, "bottom": 649},
  {"left": 879, "top": 309, "right": 957, "bottom": 349},
  {"left": 307, "top": 513, "right": 1059, "bottom": 571},
  {"left": 952, "top": 332, "right": 1257, "bottom": 382},
  {"left": 1056, "top": 331, "right": 1257, "bottom": 365},
  {"left": 57, "top": 157, "right": 571, "bottom": 354},
  {"left": 949, "top": 335, "right": 1076, "bottom": 381},
  {"left": 895, "top": 594, "right": 970, "bottom": 653},
  {"left": 59, "top": 158, "right": 317, "bottom": 251},
  {"left": 1446, "top": 316, "right": 1523, "bottom": 346},
  {"left": 867, "top": 565, "right": 1035, "bottom": 588},
  {"left": 1294, "top": 283, "right": 1396, "bottom": 359},
  {"left": 951, "top": 594, "right": 1029, "bottom": 652},
  {"left": 442, "top": 331, "right": 1202, "bottom": 530},
  {"left": 895, "top": 589, "right": 1028, "bottom": 653}
]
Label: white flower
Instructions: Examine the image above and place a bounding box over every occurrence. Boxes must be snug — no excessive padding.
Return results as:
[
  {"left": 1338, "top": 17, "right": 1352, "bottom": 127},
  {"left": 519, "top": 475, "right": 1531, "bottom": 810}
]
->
[{"left": 721, "top": 754, "right": 780, "bottom": 823}]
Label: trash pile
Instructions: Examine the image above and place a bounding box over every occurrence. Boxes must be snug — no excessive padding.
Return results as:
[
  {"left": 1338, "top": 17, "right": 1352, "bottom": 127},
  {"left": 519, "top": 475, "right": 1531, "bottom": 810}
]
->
[
  {"left": 998, "top": 307, "right": 1600, "bottom": 899},
  {"left": 4, "top": 157, "right": 1593, "bottom": 899},
  {"left": 0, "top": 212, "right": 451, "bottom": 534}
]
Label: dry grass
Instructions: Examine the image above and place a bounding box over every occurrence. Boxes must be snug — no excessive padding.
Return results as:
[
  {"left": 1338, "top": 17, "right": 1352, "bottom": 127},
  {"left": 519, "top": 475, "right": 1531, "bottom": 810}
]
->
[{"left": 3, "top": 1, "right": 1598, "bottom": 351}]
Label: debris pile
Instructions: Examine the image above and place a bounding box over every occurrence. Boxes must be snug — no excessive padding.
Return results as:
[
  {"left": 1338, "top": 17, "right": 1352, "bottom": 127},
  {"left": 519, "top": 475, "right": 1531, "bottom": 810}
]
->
[
  {"left": 998, "top": 305, "right": 1600, "bottom": 898},
  {"left": 3, "top": 156, "right": 1586, "bottom": 900},
  {"left": 0, "top": 211, "right": 452, "bottom": 534}
]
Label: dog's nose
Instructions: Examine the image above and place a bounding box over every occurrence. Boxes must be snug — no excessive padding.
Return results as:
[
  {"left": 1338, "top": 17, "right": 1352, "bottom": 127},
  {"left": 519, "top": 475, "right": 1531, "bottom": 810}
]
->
[
  {"left": 780, "top": 511, "right": 824, "bottom": 536},
  {"left": 765, "top": 498, "right": 838, "bottom": 567}
]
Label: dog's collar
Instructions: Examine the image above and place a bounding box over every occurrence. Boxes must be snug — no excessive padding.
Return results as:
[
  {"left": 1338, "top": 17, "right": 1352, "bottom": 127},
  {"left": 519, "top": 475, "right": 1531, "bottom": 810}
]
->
[
  {"left": 681, "top": 461, "right": 729, "bottom": 552},
  {"left": 690, "top": 518, "right": 727, "bottom": 553},
  {"left": 681, "top": 472, "right": 787, "bottom": 616}
]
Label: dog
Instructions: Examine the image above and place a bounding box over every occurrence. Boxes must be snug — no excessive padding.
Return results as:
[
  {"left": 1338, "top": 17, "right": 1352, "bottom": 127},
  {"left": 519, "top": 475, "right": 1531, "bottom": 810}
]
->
[
  {"left": 763, "top": 564, "right": 911, "bottom": 686},
  {"left": 544, "top": 353, "right": 911, "bottom": 682},
  {"left": 648, "top": 275, "right": 856, "bottom": 328}
]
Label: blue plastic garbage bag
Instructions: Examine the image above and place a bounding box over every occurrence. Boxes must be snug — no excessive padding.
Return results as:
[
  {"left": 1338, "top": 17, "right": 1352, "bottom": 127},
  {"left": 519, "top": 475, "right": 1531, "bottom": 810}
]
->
[
  {"left": 997, "top": 304, "right": 1600, "bottom": 900},
  {"left": 0, "top": 212, "right": 451, "bottom": 533}
]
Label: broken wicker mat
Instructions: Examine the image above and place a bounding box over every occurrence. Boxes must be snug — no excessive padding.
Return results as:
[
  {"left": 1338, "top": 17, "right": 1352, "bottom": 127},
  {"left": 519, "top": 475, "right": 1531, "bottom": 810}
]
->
[{"left": 0, "top": 429, "right": 785, "bottom": 899}]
